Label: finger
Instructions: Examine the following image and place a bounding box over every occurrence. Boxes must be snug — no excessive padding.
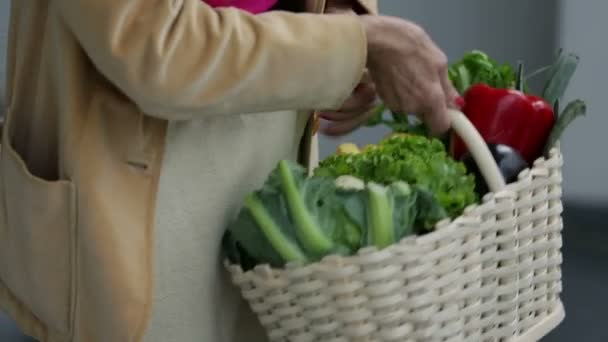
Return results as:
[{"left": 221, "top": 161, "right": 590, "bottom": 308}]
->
[
  {"left": 376, "top": 82, "right": 402, "bottom": 114},
  {"left": 423, "top": 83, "right": 451, "bottom": 135},
  {"left": 322, "top": 86, "right": 377, "bottom": 119},
  {"left": 454, "top": 95, "right": 466, "bottom": 109},
  {"left": 359, "top": 69, "right": 373, "bottom": 86},
  {"left": 320, "top": 111, "right": 354, "bottom": 121},
  {"left": 321, "top": 118, "right": 363, "bottom": 137},
  {"left": 351, "top": 82, "right": 377, "bottom": 106},
  {"left": 321, "top": 109, "right": 379, "bottom": 136},
  {"left": 439, "top": 69, "right": 460, "bottom": 109},
  {"left": 321, "top": 101, "right": 376, "bottom": 122},
  {"left": 424, "top": 45, "right": 458, "bottom": 110}
]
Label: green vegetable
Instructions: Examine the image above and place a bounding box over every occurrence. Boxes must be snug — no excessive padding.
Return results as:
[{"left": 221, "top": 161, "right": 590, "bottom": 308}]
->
[
  {"left": 225, "top": 161, "right": 362, "bottom": 268},
  {"left": 338, "top": 179, "right": 421, "bottom": 246},
  {"left": 354, "top": 181, "right": 418, "bottom": 249},
  {"left": 536, "top": 49, "right": 585, "bottom": 155},
  {"left": 366, "top": 183, "right": 394, "bottom": 248},
  {"left": 515, "top": 61, "right": 525, "bottom": 91},
  {"left": 414, "top": 186, "right": 449, "bottom": 231},
  {"left": 448, "top": 50, "right": 517, "bottom": 95},
  {"left": 224, "top": 160, "right": 435, "bottom": 269},
  {"left": 244, "top": 193, "right": 308, "bottom": 263},
  {"left": 277, "top": 160, "right": 334, "bottom": 256},
  {"left": 314, "top": 134, "right": 476, "bottom": 219},
  {"left": 363, "top": 104, "right": 426, "bottom": 135},
  {"left": 542, "top": 49, "right": 580, "bottom": 106},
  {"left": 544, "top": 99, "right": 586, "bottom": 153},
  {"left": 363, "top": 104, "right": 388, "bottom": 128}
]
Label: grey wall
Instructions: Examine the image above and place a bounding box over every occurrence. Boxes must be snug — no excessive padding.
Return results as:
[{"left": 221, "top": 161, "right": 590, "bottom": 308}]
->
[
  {"left": 555, "top": 0, "right": 608, "bottom": 204},
  {"left": 0, "top": 0, "right": 9, "bottom": 110}
]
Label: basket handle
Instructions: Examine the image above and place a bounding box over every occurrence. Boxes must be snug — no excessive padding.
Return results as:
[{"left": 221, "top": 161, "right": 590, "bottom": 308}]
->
[{"left": 448, "top": 109, "right": 506, "bottom": 193}]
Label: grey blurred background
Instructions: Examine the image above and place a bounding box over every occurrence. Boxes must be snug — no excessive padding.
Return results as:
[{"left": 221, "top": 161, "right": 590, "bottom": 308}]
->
[{"left": 0, "top": 0, "right": 606, "bottom": 341}]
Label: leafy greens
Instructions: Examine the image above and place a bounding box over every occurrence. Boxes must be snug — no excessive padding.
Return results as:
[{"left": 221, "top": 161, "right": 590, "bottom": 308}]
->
[
  {"left": 314, "top": 134, "right": 477, "bottom": 219},
  {"left": 223, "top": 157, "right": 448, "bottom": 270}
]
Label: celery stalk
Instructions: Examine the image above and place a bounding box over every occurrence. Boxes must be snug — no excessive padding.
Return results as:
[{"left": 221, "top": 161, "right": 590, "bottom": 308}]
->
[
  {"left": 245, "top": 193, "right": 308, "bottom": 263},
  {"left": 367, "top": 183, "right": 394, "bottom": 248},
  {"left": 278, "top": 160, "right": 333, "bottom": 256}
]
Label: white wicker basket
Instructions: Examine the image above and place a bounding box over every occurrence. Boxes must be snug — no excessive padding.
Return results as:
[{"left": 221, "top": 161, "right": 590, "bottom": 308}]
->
[{"left": 225, "top": 110, "right": 565, "bottom": 341}]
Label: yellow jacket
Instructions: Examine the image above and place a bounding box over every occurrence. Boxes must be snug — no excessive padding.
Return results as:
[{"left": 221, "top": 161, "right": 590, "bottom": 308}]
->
[{"left": 0, "top": 0, "right": 376, "bottom": 341}]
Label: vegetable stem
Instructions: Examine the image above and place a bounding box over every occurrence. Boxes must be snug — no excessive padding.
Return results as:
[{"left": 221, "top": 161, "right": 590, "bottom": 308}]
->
[
  {"left": 392, "top": 181, "right": 412, "bottom": 197},
  {"left": 278, "top": 160, "right": 334, "bottom": 256},
  {"left": 544, "top": 99, "right": 586, "bottom": 153},
  {"left": 516, "top": 61, "right": 525, "bottom": 91},
  {"left": 542, "top": 51, "right": 580, "bottom": 105},
  {"left": 455, "top": 64, "right": 471, "bottom": 94},
  {"left": 244, "top": 193, "right": 308, "bottom": 263},
  {"left": 525, "top": 65, "right": 552, "bottom": 81},
  {"left": 367, "top": 183, "right": 394, "bottom": 248}
]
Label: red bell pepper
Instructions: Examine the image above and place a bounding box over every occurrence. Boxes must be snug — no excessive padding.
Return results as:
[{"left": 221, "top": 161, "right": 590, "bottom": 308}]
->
[{"left": 451, "top": 84, "right": 555, "bottom": 165}]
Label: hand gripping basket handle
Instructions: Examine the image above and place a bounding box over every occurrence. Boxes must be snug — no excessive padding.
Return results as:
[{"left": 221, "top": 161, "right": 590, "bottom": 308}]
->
[{"left": 448, "top": 109, "right": 506, "bottom": 193}]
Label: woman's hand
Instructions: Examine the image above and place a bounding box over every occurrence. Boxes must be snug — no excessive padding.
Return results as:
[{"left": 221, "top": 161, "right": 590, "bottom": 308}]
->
[
  {"left": 320, "top": 4, "right": 457, "bottom": 137},
  {"left": 319, "top": 71, "right": 379, "bottom": 136},
  {"left": 320, "top": 1, "right": 380, "bottom": 137},
  {"left": 360, "top": 15, "right": 460, "bottom": 135}
]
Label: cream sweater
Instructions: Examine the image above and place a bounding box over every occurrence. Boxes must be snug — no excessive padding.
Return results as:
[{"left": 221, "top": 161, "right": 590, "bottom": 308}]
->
[{"left": 144, "top": 109, "right": 311, "bottom": 342}]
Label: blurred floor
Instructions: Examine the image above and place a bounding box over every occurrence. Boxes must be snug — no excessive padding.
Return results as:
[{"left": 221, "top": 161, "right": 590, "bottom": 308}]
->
[
  {"left": 0, "top": 314, "right": 35, "bottom": 341},
  {"left": 1, "top": 202, "right": 606, "bottom": 341},
  {"left": 544, "top": 202, "right": 608, "bottom": 341}
]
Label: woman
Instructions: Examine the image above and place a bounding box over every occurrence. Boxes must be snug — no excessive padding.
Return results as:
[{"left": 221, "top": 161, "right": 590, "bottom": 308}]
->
[{"left": 0, "top": 0, "right": 458, "bottom": 341}]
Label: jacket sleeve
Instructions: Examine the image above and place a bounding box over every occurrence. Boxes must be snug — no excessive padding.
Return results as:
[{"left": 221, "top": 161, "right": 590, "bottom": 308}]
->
[{"left": 52, "top": 0, "right": 368, "bottom": 120}]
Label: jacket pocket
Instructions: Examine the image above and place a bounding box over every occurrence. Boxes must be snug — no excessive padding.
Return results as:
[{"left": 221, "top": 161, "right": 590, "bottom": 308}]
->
[{"left": 0, "top": 108, "right": 76, "bottom": 337}]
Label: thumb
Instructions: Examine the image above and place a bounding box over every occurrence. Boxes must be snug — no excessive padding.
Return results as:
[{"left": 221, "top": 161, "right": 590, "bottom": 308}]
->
[{"left": 426, "top": 84, "right": 451, "bottom": 135}]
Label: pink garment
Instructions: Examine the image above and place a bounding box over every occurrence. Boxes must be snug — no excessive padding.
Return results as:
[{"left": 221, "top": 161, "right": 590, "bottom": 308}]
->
[{"left": 204, "top": 0, "right": 278, "bottom": 14}]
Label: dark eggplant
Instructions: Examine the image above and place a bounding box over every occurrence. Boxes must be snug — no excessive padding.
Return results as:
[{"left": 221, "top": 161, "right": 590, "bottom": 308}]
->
[{"left": 461, "top": 143, "right": 529, "bottom": 196}]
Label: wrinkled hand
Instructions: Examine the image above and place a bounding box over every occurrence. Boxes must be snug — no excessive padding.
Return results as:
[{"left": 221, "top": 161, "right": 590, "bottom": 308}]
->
[
  {"left": 320, "top": 1, "right": 379, "bottom": 137},
  {"left": 361, "top": 15, "right": 460, "bottom": 135},
  {"left": 320, "top": 71, "right": 379, "bottom": 136}
]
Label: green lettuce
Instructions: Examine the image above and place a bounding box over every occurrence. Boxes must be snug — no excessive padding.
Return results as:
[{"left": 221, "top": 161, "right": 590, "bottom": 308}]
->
[
  {"left": 448, "top": 50, "right": 517, "bottom": 95},
  {"left": 314, "top": 134, "right": 477, "bottom": 219}
]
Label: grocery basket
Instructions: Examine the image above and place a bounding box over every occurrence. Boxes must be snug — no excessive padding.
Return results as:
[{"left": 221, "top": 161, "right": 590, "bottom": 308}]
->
[{"left": 225, "top": 109, "right": 565, "bottom": 341}]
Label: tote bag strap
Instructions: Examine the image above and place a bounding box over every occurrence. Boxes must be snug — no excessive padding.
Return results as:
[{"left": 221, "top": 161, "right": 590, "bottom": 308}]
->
[{"left": 297, "top": 111, "right": 320, "bottom": 174}]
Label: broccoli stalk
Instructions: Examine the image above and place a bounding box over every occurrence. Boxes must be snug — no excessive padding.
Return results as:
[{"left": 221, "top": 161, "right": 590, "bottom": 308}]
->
[
  {"left": 278, "top": 160, "right": 334, "bottom": 257},
  {"left": 366, "top": 182, "right": 395, "bottom": 248},
  {"left": 244, "top": 193, "right": 308, "bottom": 263}
]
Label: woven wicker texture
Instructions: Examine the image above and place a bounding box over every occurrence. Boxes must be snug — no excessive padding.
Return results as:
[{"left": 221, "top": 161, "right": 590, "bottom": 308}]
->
[{"left": 226, "top": 148, "right": 564, "bottom": 342}]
